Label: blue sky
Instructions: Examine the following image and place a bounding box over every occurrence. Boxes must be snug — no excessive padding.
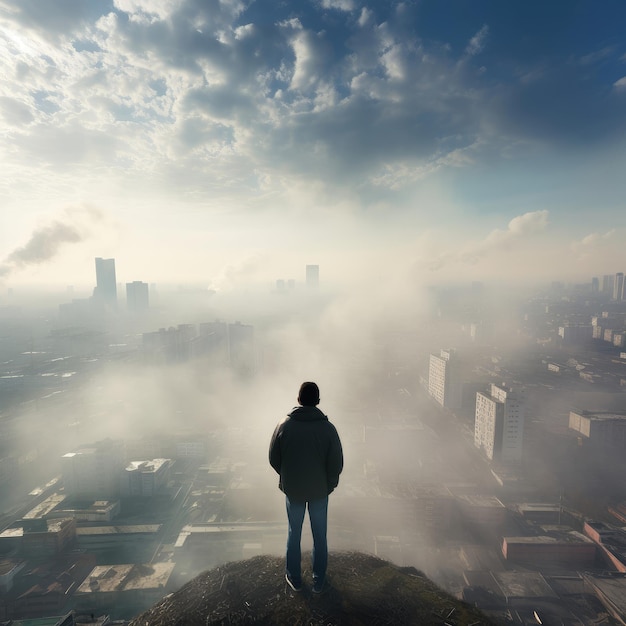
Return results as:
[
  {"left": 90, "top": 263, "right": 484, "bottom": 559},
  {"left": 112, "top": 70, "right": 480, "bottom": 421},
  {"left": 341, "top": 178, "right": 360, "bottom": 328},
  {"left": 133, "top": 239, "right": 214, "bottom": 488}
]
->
[{"left": 1, "top": 0, "right": 625, "bottom": 289}]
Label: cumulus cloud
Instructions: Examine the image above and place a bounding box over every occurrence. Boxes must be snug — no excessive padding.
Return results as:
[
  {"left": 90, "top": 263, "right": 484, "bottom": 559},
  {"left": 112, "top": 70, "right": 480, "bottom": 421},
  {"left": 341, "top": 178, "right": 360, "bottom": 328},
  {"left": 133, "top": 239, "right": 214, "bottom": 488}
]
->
[
  {"left": 483, "top": 209, "right": 549, "bottom": 246},
  {"left": 0, "top": 0, "right": 625, "bottom": 223},
  {"left": 0, "top": 0, "right": 491, "bottom": 202},
  {"left": 426, "top": 210, "right": 550, "bottom": 272},
  {"left": 571, "top": 229, "right": 616, "bottom": 260},
  {"left": 613, "top": 76, "right": 626, "bottom": 91}
]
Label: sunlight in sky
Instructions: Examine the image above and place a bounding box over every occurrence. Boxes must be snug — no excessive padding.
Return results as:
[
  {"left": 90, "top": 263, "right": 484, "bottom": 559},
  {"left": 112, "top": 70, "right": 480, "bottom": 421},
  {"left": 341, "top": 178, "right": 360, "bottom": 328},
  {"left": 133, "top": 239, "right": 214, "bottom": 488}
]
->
[{"left": 1, "top": 0, "right": 625, "bottom": 289}]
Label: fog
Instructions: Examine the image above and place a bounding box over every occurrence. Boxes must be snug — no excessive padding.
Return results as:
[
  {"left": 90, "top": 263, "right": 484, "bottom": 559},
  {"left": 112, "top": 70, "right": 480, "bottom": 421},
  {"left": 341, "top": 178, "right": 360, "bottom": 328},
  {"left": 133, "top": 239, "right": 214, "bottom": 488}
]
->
[
  {"left": 2, "top": 0, "right": 626, "bottom": 620},
  {"left": 2, "top": 242, "right": 626, "bottom": 623}
]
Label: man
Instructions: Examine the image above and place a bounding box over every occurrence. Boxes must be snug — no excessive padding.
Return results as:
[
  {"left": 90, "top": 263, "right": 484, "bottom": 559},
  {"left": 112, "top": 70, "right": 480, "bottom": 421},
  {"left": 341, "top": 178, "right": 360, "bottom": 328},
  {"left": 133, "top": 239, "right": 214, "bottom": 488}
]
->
[{"left": 269, "top": 381, "right": 343, "bottom": 594}]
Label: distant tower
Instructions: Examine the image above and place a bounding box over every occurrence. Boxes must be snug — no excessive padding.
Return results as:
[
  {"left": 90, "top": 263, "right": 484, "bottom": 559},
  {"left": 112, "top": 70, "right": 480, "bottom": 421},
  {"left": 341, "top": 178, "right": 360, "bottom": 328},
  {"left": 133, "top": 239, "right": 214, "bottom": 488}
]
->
[
  {"left": 306, "top": 264, "right": 319, "bottom": 288},
  {"left": 228, "top": 321, "right": 255, "bottom": 375},
  {"left": 602, "top": 274, "right": 615, "bottom": 294},
  {"left": 614, "top": 273, "right": 624, "bottom": 301},
  {"left": 591, "top": 277, "right": 599, "bottom": 293},
  {"left": 94, "top": 257, "right": 117, "bottom": 308},
  {"left": 126, "top": 281, "right": 149, "bottom": 312}
]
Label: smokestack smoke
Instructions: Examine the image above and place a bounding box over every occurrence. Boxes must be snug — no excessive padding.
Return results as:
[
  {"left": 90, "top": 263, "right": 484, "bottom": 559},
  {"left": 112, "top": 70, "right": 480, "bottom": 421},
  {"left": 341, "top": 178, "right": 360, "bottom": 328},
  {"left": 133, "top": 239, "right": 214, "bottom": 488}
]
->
[{"left": 0, "top": 206, "right": 103, "bottom": 277}]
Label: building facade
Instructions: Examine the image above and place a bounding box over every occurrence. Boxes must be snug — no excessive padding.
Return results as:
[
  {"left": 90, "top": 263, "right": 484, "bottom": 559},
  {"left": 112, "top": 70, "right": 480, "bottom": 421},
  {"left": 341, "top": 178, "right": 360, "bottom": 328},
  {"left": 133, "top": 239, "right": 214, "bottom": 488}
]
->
[
  {"left": 126, "top": 281, "right": 149, "bottom": 312},
  {"left": 569, "top": 411, "right": 626, "bottom": 449},
  {"left": 62, "top": 441, "right": 124, "bottom": 499},
  {"left": 428, "top": 349, "right": 462, "bottom": 410},
  {"left": 305, "top": 264, "right": 319, "bottom": 288},
  {"left": 614, "top": 272, "right": 625, "bottom": 301},
  {"left": 474, "top": 383, "right": 524, "bottom": 463},
  {"left": 94, "top": 257, "right": 117, "bottom": 308}
]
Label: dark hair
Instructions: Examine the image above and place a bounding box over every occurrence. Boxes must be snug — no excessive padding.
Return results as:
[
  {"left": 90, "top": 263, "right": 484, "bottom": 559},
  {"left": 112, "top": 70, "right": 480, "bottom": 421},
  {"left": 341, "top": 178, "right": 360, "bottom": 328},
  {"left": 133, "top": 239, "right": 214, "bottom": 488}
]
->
[{"left": 298, "top": 381, "right": 320, "bottom": 406}]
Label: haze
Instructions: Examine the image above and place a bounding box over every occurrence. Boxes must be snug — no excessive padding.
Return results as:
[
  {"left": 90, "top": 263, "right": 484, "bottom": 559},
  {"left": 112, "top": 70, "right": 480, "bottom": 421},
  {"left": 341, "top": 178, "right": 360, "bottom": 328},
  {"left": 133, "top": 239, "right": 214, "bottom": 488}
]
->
[{"left": 2, "top": 1, "right": 626, "bottom": 624}]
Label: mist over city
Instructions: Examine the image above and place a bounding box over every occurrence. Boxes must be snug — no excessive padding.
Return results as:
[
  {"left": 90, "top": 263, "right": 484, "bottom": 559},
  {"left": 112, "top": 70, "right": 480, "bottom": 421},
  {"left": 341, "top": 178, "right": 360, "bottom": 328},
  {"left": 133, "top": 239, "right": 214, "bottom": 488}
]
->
[{"left": 2, "top": 0, "right": 626, "bottom": 624}]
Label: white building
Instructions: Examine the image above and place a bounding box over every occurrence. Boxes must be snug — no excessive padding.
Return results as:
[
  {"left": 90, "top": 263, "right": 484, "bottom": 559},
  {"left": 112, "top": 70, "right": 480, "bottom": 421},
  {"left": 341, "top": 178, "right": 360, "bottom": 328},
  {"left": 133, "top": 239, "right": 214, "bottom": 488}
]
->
[
  {"left": 428, "top": 349, "right": 461, "bottom": 409},
  {"left": 474, "top": 383, "right": 525, "bottom": 463},
  {"left": 62, "top": 441, "right": 124, "bottom": 499},
  {"left": 569, "top": 411, "right": 626, "bottom": 449},
  {"left": 614, "top": 272, "right": 625, "bottom": 301},
  {"left": 121, "top": 459, "right": 172, "bottom": 497}
]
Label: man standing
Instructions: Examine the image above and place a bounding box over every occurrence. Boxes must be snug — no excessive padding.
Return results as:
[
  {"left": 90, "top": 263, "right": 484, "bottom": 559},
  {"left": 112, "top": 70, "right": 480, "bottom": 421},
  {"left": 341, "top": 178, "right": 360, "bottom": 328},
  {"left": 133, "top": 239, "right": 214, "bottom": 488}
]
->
[{"left": 269, "top": 382, "right": 343, "bottom": 594}]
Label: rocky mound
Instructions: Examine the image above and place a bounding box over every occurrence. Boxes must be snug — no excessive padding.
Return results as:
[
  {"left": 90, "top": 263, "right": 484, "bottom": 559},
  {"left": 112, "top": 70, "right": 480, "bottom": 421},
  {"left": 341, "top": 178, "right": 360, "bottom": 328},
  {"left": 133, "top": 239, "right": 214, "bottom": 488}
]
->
[{"left": 129, "top": 551, "right": 495, "bottom": 625}]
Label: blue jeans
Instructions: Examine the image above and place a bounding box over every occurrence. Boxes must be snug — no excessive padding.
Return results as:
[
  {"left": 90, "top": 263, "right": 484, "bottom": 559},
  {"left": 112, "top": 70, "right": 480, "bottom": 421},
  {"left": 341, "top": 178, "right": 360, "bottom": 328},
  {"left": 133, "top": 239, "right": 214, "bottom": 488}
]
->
[{"left": 285, "top": 495, "right": 328, "bottom": 586}]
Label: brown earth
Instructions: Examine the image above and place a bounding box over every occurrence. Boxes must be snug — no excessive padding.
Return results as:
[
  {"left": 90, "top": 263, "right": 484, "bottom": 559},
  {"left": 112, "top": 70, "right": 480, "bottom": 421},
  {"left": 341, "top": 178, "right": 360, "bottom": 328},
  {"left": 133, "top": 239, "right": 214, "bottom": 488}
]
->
[{"left": 129, "top": 551, "right": 495, "bottom": 625}]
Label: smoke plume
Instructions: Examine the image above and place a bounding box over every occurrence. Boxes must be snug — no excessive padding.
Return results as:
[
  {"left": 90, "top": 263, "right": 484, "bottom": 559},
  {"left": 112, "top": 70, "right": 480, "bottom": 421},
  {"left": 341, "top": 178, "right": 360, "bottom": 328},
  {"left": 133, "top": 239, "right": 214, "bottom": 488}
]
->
[{"left": 0, "top": 206, "right": 103, "bottom": 277}]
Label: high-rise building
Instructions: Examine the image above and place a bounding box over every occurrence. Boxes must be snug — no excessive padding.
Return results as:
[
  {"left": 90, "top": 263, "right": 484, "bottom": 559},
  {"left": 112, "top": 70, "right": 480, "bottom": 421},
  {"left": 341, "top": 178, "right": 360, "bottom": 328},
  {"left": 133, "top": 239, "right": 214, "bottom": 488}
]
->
[
  {"left": 198, "top": 320, "right": 229, "bottom": 364},
  {"left": 306, "top": 264, "right": 319, "bottom": 288},
  {"left": 94, "top": 257, "right": 117, "bottom": 308},
  {"left": 229, "top": 321, "right": 255, "bottom": 374},
  {"left": 428, "top": 349, "right": 462, "bottom": 410},
  {"left": 591, "top": 277, "right": 599, "bottom": 293},
  {"left": 126, "top": 281, "right": 149, "bottom": 312},
  {"left": 614, "top": 273, "right": 624, "bottom": 301},
  {"left": 602, "top": 274, "right": 614, "bottom": 294},
  {"left": 474, "top": 383, "right": 525, "bottom": 463}
]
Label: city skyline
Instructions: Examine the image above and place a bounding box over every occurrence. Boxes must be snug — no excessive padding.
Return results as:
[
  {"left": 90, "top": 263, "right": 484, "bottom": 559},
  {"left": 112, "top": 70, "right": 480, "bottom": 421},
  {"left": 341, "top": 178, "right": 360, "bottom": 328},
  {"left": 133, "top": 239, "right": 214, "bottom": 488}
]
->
[{"left": 1, "top": 1, "right": 625, "bottom": 289}]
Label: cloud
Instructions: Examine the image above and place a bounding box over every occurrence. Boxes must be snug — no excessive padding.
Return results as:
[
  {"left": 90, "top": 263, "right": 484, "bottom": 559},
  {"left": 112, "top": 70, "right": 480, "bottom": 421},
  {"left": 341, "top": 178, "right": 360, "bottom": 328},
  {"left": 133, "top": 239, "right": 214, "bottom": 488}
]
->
[
  {"left": 483, "top": 209, "right": 549, "bottom": 245},
  {"left": 613, "top": 76, "right": 626, "bottom": 91},
  {"left": 465, "top": 25, "right": 488, "bottom": 56},
  {"left": 425, "top": 210, "right": 550, "bottom": 272},
  {"left": 321, "top": 0, "right": 355, "bottom": 12},
  {"left": 0, "top": 96, "right": 35, "bottom": 126},
  {"left": 0, "top": 206, "right": 104, "bottom": 278},
  {"left": 1, "top": 0, "right": 626, "bottom": 227},
  {"left": 571, "top": 229, "right": 616, "bottom": 261},
  {"left": 207, "top": 253, "right": 267, "bottom": 292}
]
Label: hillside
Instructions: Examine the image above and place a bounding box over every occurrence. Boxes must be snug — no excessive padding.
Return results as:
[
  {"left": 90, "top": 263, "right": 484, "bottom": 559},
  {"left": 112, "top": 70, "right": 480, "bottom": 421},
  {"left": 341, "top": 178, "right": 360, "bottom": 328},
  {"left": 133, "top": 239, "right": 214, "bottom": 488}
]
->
[{"left": 129, "top": 551, "right": 495, "bottom": 625}]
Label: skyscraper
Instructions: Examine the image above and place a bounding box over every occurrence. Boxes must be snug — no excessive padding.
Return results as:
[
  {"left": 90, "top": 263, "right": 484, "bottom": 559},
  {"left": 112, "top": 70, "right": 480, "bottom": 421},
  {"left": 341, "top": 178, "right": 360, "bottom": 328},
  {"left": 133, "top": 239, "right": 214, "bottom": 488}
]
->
[
  {"left": 474, "top": 383, "right": 525, "bottom": 463},
  {"left": 228, "top": 321, "right": 255, "bottom": 375},
  {"left": 126, "top": 281, "right": 149, "bottom": 312},
  {"left": 428, "top": 348, "right": 462, "bottom": 410},
  {"left": 94, "top": 257, "right": 117, "bottom": 308},
  {"left": 602, "top": 274, "right": 615, "bottom": 294},
  {"left": 306, "top": 264, "right": 319, "bottom": 288},
  {"left": 614, "top": 273, "right": 624, "bottom": 301}
]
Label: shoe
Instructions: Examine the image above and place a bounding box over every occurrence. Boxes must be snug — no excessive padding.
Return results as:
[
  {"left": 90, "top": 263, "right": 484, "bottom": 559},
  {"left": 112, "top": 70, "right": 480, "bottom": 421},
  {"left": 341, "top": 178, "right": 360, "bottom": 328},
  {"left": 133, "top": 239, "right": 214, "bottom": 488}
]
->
[
  {"left": 285, "top": 573, "right": 302, "bottom": 592},
  {"left": 312, "top": 578, "right": 329, "bottom": 594}
]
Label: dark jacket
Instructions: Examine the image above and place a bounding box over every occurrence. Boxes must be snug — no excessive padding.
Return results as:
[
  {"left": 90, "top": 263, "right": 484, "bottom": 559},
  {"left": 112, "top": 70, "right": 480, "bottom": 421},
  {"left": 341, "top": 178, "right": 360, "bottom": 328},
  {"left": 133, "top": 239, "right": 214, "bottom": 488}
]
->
[{"left": 269, "top": 405, "right": 343, "bottom": 502}]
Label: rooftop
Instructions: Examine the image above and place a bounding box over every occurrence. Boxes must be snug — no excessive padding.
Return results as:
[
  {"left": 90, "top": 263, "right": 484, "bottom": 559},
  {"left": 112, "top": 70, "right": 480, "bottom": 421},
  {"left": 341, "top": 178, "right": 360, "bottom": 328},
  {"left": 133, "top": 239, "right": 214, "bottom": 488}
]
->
[
  {"left": 76, "top": 562, "right": 174, "bottom": 594},
  {"left": 504, "top": 531, "right": 594, "bottom": 545},
  {"left": 492, "top": 571, "right": 558, "bottom": 600},
  {"left": 76, "top": 524, "right": 160, "bottom": 536}
]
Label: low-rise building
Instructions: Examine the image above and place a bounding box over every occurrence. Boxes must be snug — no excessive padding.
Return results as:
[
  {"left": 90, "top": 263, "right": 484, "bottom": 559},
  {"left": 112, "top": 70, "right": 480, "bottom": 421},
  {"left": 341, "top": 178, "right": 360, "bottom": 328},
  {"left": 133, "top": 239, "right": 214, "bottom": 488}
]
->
[
  {"left": 583, "top": 520, "right": 626, "bottom": 572},
  {"left": 121, "top": 459, "right": 172, "bottom": 497},
  {"left": 74, "top": 562, "right": 175, "bottom": 619},
  {"left": 569, "top": 411, "right": 626, "bottom": 449},
  {"left": 76, "top": 525, "right": 160, "bottom": 561},
  {"left": 456, "top": 495, "right": 507, "bottom": 530},
  {"left": 502, "top": 532, "right": 596, "bottom": 566}
]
